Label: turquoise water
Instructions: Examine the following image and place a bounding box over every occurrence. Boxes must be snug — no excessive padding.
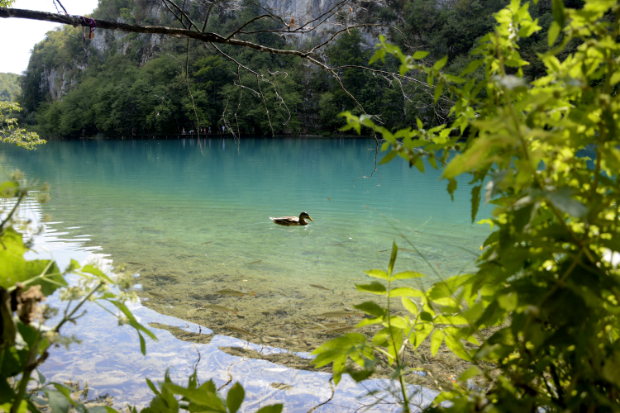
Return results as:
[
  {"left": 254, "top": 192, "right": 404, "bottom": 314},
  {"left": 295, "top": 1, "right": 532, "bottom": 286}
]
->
[{"left": 1, "top": 138, "right": 490, "bottom": 345}]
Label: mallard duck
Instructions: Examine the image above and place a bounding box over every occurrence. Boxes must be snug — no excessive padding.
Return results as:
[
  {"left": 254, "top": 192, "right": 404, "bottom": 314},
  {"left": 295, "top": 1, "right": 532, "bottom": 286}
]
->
[{"left": 270, "top": 212, "right": 314, "bottom": 226}]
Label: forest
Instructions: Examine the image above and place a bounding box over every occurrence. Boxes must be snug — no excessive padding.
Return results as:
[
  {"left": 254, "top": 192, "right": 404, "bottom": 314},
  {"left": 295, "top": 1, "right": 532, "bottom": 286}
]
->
[
  {"left": 17, "top": 0, "right": 569, "bottom": 138},
  {"left": 0, "top": 72, "right": 20, "bottom": 102}
]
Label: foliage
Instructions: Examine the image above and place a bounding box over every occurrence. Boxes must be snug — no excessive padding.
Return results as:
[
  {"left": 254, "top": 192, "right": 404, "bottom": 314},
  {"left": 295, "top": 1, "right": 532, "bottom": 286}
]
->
[
  {"left": 314, "top": 0, "right": 620, "bottom": 411},
  {"left": 17, "top": 0, "right": 570, "bottom": 137},
  {"left": 1, "top": 102, "right": 45, "bottom": 149},
  {"left": 0, "top": 73, "right": 21, "bottom": 102},
  {"left": 140, "top": 370, "right": 282, "bottom": 413}
]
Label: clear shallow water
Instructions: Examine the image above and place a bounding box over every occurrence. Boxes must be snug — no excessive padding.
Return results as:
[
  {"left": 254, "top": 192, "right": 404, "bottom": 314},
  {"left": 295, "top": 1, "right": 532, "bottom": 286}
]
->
[
  {"left": 16, "top": 203, "right": 437, "bottom": 411},
  {"left": 1, "top": 138, "right": 491, "bottom": 348}
]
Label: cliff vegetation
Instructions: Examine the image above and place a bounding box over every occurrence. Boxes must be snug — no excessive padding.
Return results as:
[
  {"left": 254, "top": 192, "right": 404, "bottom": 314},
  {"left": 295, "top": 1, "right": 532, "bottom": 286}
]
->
[
  {"left": 17, "top": 0, "right": 574, "bottom": 137},
  {"left": 0, "top": 73, "right": 21, "bottom": 102}
]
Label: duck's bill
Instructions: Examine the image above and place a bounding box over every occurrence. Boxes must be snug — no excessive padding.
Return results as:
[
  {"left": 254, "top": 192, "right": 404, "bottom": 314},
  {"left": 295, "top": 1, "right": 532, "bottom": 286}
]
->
[{"left": 308, "top": 216, "right": 314, "bottom": 221}]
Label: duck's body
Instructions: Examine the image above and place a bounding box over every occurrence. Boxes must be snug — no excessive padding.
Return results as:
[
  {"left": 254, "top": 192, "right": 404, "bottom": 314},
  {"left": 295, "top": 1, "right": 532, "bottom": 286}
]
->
[{"left": 270, "top": 212, "right": 314, "bottom": 226}]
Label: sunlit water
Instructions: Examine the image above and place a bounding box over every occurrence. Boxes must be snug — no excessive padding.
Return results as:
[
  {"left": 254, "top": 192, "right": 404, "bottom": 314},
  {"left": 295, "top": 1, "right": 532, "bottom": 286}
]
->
[
  {"left": 1, "top": 138, "right": 491, "bottom": 349},
  {"left": 10, "top": 199, "right": 437, "bottom": 411}
]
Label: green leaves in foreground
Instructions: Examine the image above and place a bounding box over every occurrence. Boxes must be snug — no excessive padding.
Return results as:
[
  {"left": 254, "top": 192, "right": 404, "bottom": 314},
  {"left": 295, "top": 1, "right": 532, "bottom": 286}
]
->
[
  {"left": 327, "top": 0, "right": 620, "bottom": 411},
  {"left": 313, "top": 242, "right": 477, "bottom": 389},
  {"left": 0, "top": 227, "right": 66, "bottom": 296},
  {"left": 143, "top": 371, "right": 282, "bottom": 413},
  {"left": 0, "top": 102, "right": 45, "bottom": 149}
]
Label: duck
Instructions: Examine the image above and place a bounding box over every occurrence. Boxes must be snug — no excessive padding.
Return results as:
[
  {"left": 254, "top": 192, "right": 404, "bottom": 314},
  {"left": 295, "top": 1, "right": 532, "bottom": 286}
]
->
[{"left": 269, "top": 212, "right": 314, "bottom": 226}]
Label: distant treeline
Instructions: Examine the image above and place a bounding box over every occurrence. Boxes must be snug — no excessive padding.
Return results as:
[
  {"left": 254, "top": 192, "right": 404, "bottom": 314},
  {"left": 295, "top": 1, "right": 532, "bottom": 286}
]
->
[
  {"left": 17, "top": 0, "right": 578, "bottom": 138},
  {"left": 0, "top": 73, "right": 21, "bottom": 102}
]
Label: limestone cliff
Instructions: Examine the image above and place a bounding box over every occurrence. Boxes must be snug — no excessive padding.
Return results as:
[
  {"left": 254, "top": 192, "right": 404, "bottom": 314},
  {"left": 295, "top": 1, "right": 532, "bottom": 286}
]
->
[{"left": 23, "top": 0, "right": 385, "bottom": 114}]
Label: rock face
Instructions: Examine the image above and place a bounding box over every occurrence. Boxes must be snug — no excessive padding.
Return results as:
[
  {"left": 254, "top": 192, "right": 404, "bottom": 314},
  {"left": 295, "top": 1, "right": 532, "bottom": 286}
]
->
[
  {"left": 260, "top": 0, "right": 384, "bottom": 45},
  {"left": 40, "top": 65, "right": 83, "bottom": 101},
  {"left": 33, "top": 0, "right": 381, "bottom": 102},
  {"left": 261, "top": 0, "right": 341, "bottom": 31}
]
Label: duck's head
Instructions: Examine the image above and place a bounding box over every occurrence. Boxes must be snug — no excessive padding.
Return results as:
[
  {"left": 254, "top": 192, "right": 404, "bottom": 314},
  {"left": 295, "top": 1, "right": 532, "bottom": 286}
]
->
[{"left": 300, "top": 212, "right": 314, "bottom": 221}]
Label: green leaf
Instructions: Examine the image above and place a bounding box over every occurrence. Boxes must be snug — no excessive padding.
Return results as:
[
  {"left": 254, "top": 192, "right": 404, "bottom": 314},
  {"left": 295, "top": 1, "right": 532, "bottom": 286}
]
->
[
  {"left": 0, "top": 228, "right": 66, "bottom": 296},
  {"left": 379, "top": 150, "right": 398, "bottom": 165},
  {"left": 611, "top": 71, "right": 620, "bottom": 86},
  {"left": 471, "top": 185, "right": 481, "bottom": 223},
  {"left": 355, "top": 281, "right": 387, "bottom": 295},
  {"left": 0, "top": 181, "right": 18, "bottom": 198},
  {"left": 420, "top": 311, "right": 433, "bottom": 322},
  {"left": 364, "top": 269, "right": 388, "bottom": 280},
  {"left": 401, "top": 298, "right": 418, "bottom": 315},
  {"left": 433, "top": 56, "right": 448, "bottom": 70},
  {"left": 43, "top": 389, "right": 71, "bottom": 413},
  {"left": 139, "top": 332, "right": 146, "bottom": 356},
  {"left": 519, "top": 19, "right": 542, "bottom": 37},
  {"left": 347, "top": 368, "right": 374, "bottom": 382},
  {"left": 0, "top": 401, "right": 27, "bottom": 413},
  {"left": 412, "top": 323, "right": 433, "bottom": 348},
  {"left": 447, "top": 178, "right": 457, "bottom": 201},
  {"left": 25, "top": 399, "right": 43, "bottom": 413},
  {"left": 353, "top": 301, "right": 386, "bottom": 317},
  {"left": 544, "top": 188, "right": 587, "bottom": 218},
  {"left": 412, "top": 51, "right": 429, "bottom": 60},
  {"left": 256, "top": 405, "right": 283, "bottom": 413},
  {"left": 458, "top": 366, "right": 482, "bottom": 382},
  {"left": 388, "top": 242, "right": 398, "bottom": 276},
  {"left": 51, "top": 384, "right": 76, "bottom": 406},
  {"left": 477, "top": 219, "right": 495, "bottom": 230},
  {"left": 164, "top": 382, "right": 226, "bottom": 412},
  {"left": 551, "top": 0, "right": 565, "bottom": 28},
  {"left": 434, "top": 82, "right": 444, "bottom": 104},
  {"left": 497, "top": 293, "right": 518, "bottom": 311},
  {"left": 81, "top": 264, "right": 113, "bottom": 283},
  {"left": 88, "top": 407, "right": 118, "bottom": 413},
  {"left": 145, "top": 378, "right": 160, "bottom": 395},
  {"left": 389, "top": 287, "right": 425, "bottom": 298},
  {"left": 391, "top": 271, "right": 424, "bottom": 281},
  {"left": 389, "top": 315, "right": 408, "bottom": 329},
  {"left": 226, "top": 382, "right": 245, "bottom": 413},
  {"left": 357, "top": 316, "right": 384, "bottom": 327},
  {"left": 430, "top": 329, "right": 444, "bottom": 356},
  {"left": 107, "top": 300, "right": 157, "bottom": 354},
  {"left": 17, "top": 322, "right": 39, "bottom": 348},
  {"left": 461, "top": 60, "right": 484, "bottom": 76},
  {"left": 445, "top": 335, "right": 471, "bottom": 361},
  {"left": 369, "top": 48, "right": 386, "bottom": 65},
  {"left": 429, "top": 156, "right": 438, "bottom": 169},
  {"left": 548, "top": 21, "right": 561, "bottom": 46}
]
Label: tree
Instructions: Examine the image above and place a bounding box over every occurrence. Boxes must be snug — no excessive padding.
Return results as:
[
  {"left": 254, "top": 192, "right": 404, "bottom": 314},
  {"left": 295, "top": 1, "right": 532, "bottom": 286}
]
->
[
  {"left": 0, "top": 102, "right": 44, "bottom": 148},
  {"left": 313, "top": 0, "right": 620, "bottom": 411},
  {"left": 0, "top": 0, "right": 411, "bottom": 137}
]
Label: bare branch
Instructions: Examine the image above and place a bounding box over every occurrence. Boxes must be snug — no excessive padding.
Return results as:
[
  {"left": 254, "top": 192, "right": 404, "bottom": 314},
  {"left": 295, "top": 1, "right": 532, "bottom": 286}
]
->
[
  {"left": 226, "top": 14, "right": 277, "bottom": 39},
  {"left": 162, "top": 0, "right": 200, "bottom": 31},
  {"left": 0, "top": 7, "right": 431, "bottom": 133},
  {"left": 210, "top": 43, "right": 274, "bottom": 136},
  {"left": 305, "top": 24, "right": 385, "bottom": 53},
  {"left": 160, "top": 0, "right": 185, "bottom": 28},
  {"left": 255, "top": 74, "right": 274, "bottom": 137},
  {"left": 201, "top": 0, "right": 223, "bottom": 32}
]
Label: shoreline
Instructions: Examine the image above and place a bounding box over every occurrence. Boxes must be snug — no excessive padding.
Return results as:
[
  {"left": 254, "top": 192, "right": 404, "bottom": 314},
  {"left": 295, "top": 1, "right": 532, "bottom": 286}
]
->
[{"left": 42, "top": 134, "right": 379, "bottom": 141}]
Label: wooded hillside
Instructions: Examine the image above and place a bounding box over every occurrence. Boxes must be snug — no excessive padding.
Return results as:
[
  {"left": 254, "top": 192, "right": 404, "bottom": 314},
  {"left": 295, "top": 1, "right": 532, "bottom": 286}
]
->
[
  {"left": 17, "top": 0, "right": 568, "bottom": 137},
  {"left": 0, "top": 73, "right": 20, "bottom": 102}
]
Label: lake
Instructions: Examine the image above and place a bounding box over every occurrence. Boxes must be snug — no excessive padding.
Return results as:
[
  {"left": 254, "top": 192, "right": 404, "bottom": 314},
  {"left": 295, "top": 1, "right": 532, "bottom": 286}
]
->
[{"left": 1, "top": 137, "right": 491, "bottom": 353}]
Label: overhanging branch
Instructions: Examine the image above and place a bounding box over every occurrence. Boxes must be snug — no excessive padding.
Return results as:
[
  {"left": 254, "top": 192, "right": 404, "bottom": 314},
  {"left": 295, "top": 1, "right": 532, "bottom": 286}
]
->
[{"left": 0, "top": 7, "right": 432, "bottom": 128}]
